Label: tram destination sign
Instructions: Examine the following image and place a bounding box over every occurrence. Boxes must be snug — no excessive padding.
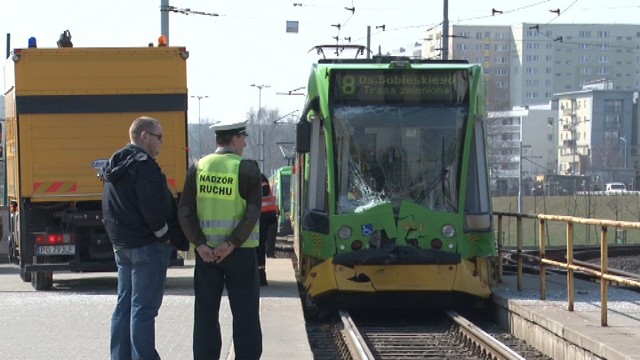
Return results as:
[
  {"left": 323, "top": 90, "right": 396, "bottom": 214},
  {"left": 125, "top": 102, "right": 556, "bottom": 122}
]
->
[{"left": 330, "top": 69, "right": 469, "bottom": 105}]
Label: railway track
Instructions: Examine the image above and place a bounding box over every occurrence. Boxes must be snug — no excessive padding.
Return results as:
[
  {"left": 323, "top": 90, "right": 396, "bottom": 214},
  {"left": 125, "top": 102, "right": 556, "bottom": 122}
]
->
[{"left": 330, "top": 310, "right": 550, "bottom": 360}]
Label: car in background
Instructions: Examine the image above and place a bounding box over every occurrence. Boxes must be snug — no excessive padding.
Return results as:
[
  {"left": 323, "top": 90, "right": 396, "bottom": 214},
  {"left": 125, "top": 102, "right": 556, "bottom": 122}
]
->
[{"left": 605, "top": 182, "right": 627, "bottom": 193}]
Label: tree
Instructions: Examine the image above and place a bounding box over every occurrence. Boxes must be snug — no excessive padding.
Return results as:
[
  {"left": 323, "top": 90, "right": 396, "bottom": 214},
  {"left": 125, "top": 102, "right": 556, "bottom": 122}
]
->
[
  {"left": 187, "top": 119, "right": 216, "bottom": 163},
  {"left": 245, "top": 107, "right": 297, "bottom": 176},
  {"left": 592, "top": 138, "right": 623, "bottom": 169}
]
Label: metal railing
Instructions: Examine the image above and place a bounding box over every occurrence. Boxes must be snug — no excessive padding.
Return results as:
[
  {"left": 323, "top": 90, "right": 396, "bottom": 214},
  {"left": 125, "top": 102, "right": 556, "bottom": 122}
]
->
[{"left": 495, "top": 211, "right": 640, "bottom": 326}]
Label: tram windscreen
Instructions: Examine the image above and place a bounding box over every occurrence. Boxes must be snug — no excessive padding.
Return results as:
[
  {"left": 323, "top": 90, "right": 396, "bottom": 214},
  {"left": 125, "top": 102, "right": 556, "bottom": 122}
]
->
[{"left": 330, "top": 69, "right": 470, "bottom": 214}]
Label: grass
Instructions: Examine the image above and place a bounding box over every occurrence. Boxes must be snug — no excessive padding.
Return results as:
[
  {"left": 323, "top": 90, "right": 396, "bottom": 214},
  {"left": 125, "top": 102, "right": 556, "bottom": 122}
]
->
[{"left": 491, "top": 195, "right": 640, "bottom": 247}]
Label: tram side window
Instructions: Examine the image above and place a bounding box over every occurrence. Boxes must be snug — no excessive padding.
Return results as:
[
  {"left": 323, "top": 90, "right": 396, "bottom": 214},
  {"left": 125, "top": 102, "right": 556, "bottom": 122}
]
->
[
  {"left": 464, "top": 120, "right": 491, "bottom": 231},
  {"left": 305, "top": 117, "right": 328, "bottom": 213}
]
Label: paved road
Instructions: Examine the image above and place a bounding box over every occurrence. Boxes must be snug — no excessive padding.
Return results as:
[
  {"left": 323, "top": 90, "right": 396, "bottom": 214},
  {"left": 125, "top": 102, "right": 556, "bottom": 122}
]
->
[
  {"left": 0, "top": 258, "right": 309, "bottom": 360},
  {"left": 0, "top": 260, "right": 196, "bottom": 359}
]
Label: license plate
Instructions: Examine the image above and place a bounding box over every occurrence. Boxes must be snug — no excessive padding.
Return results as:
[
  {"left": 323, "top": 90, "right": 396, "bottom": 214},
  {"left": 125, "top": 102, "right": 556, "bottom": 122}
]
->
[{"left": 36, "top": 245, "right": 75, "bottom": 256}]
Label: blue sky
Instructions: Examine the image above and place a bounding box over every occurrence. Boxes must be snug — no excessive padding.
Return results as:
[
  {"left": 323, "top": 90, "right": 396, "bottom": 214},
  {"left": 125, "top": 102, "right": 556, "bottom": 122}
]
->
[{"left": 3, "top": 0, "right": 639, "bottom": 123}]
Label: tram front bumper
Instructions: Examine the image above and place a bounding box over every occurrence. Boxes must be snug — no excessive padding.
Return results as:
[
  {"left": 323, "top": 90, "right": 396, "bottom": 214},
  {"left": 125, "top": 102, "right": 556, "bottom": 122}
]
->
[{"left": 304, "top": 256, "right": 491, "bottom": 300}]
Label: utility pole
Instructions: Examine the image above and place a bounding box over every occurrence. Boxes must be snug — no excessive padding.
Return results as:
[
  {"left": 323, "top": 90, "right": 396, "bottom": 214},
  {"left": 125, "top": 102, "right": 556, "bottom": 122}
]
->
[
  {"left": 442, "top": 0, "right": 449, "bottom": 60},
  {"left": 190, "top": 95, "right": 208, "bottom": 158},
  {"left": 160, "top": 0, "right": 219, "bottom": 44},
  {"left": 367, "top": 26, "right": 371, "bottom": 59},
  {"left": 250, "top": 84, "right": 270, "bottom": 171},
  {"left": 519, "top": 115, "right": 524, "bottom": 214},
  {"left": 161, "top": 0, "right": 169, "bottom": 44}
]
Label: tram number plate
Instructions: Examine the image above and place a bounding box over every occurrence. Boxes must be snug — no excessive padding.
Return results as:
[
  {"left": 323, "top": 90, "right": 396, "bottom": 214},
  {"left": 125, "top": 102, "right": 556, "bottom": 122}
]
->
[{"left": 36, "top": 245, "right": 75, "bottom": 256}]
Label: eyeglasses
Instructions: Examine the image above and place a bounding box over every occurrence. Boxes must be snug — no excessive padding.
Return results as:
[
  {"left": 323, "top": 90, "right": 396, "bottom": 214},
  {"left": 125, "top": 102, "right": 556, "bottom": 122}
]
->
[{"left": 146, "top": 131, "right": 163, "bottom": 141}]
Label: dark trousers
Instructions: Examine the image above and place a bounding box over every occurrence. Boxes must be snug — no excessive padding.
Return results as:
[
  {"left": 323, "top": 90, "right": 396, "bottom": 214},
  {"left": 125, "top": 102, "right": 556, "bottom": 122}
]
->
[
  {"left": 265, "top": 222, "right": 277, "bottom": 258},
  {"left": 193, "top": 248, "right": 262, "bottom": 360},
  {"left": 258, "top": 216, "right": 278, "bottom": 266}
]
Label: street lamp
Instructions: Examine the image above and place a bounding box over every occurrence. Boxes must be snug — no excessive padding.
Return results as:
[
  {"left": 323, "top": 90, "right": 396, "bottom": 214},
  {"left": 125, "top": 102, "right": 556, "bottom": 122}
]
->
[
  {"left": 250, "top": 84, "right": 270, "bottom": 170},
  {"left": 190, "top": 95, "right": 208, "bottom": 123},
  {"left": 190, "top": 95, "right": 208, "bottom": 158},
  {"left": 250, "top": 84, "right": 270, "bottom": 117}
]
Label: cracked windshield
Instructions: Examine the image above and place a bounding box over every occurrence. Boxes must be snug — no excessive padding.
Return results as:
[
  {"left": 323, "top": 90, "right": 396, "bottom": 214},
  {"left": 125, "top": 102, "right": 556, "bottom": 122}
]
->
[{"left": 333, "top": 104, "right": 468, "bottom": 214}]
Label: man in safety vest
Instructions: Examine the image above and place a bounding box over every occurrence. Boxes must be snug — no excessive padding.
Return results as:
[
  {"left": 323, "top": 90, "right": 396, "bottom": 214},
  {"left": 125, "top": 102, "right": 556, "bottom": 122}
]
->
[
  {"left": 178, "top": 119, "right": 262, "bottom": 360},
  {"left": 258, "top": 171, "right": 279, "bottom": 286}
]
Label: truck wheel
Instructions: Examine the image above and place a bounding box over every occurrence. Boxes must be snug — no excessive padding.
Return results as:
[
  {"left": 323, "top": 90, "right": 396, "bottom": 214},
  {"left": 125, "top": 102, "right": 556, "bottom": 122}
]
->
[
  {"left": 18, "top": 228, "right": 33, "bottom": 283},
  {"left": 19, "top": 264, "right": 32, "bottom": 283},
  {"left": 31, "top": 271, "right": 53, "bottom": 290}
]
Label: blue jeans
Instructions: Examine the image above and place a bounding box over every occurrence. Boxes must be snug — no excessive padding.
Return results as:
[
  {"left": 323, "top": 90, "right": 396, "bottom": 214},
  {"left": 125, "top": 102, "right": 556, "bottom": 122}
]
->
[{"left": 111, "top": 241, "right": 171, "bottom": 360}]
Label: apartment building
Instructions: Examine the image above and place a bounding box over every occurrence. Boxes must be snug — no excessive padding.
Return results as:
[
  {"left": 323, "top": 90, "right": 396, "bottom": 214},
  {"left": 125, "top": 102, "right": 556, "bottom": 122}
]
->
[
  {"left": 555, "top": 89, "right": 635, "bottom": 186},
  {"left": 424, "top": 25, "right": 512, "bottom": 110},
  {"left": 487, "top": 104, "right": 557, "bottom": 195},
  {"left": 424, "top": 23, "right": 640, "bottom": 110},
  {"left": 424, "top": 23, "right": 640, "bottom": 190}
]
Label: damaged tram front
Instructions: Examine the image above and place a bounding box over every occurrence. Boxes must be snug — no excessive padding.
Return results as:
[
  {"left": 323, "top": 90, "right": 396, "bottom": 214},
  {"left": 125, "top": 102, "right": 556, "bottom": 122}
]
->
[{"left": 292, "top": 55, "right": 498, "bottom": 310}]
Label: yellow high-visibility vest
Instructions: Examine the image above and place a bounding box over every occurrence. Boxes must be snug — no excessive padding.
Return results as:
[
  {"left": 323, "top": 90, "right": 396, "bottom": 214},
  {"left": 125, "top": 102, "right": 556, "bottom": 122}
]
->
[{"left": 196, "top": 153, "right": 258, "bottom": 248}]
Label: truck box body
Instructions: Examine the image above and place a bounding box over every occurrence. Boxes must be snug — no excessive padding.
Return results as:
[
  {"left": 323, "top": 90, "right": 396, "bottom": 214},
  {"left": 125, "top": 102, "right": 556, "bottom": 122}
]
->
[{"left": 3, "top": 46, "right": 189, "bottom": 289}]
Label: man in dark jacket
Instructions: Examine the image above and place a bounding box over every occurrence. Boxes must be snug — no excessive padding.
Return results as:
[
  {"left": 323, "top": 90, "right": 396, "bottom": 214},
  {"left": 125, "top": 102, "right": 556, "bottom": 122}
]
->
[{"left": 102, "top": 116, "right": 175, "bottom": 360}]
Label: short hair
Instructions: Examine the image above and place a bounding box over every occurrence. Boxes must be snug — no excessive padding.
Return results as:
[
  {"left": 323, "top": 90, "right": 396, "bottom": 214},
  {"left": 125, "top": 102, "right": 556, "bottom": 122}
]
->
[
  {"left": 129, "top": 116, "right": 160, "bottom": 142},
  {"left": 216, "top": 134, "right": 234, "bottom": 146}
]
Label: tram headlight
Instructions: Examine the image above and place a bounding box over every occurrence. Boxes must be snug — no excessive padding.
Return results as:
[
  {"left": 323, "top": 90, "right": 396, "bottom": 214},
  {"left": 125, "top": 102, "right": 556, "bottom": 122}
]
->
[
  {"left": 337, "top": 225, "right": 352, "bottom": 239},
  {"left": 441, "top": 224, "right": 456, "bottom": 238}
]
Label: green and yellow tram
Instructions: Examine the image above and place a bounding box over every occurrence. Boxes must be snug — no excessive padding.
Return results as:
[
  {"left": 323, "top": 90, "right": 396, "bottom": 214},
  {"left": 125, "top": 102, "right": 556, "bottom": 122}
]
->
[
  {"left": 292, "top": 49, "right": 497, "bottom": 309},
  {"left": 269, "top": 166, "right": 293, "bottom": 236}
]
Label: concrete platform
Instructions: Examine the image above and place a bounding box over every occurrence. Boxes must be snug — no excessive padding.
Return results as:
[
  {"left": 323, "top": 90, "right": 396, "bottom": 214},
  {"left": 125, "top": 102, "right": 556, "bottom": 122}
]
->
[
  {"left": 157, "top": 258, "right": 313, "bottom": 360},
  {"left": 0, "top": 258, "right": 312, "bottom": 360},
  {"left": 493, "top": 272, "right": 640, "bottom": 360}
]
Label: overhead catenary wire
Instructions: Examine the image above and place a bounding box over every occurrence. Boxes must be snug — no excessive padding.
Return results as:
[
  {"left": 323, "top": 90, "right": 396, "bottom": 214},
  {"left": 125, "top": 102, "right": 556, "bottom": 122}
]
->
[
  {"left": 160, "top": 5, "right": 219, "bottom": 17},
  {"left": 161, "top": 1, "right": 637, "bottom": 58}
]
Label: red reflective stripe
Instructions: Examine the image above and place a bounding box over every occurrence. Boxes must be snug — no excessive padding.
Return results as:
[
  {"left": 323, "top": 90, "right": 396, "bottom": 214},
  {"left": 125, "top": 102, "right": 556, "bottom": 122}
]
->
[
  {"left": 46, "top": 182, "right": 64, "bottom": 193},
  {"left": 261, "top": 194, "right": 278, "bottom": 213},
  {"left": 32, "top": 181, "right": 77, "bottom": 193}
]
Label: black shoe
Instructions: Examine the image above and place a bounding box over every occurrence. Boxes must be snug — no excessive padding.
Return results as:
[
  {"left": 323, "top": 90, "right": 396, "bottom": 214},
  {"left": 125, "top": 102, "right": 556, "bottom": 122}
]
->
[{"left": 260, "top": 270, "right": 268, "bottom": 286}]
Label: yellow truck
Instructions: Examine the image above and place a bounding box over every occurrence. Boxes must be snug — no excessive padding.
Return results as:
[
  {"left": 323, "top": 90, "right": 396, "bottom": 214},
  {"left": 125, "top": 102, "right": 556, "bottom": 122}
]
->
[{"left": 3, "top": 46, "right": 189, "bottom": 289}]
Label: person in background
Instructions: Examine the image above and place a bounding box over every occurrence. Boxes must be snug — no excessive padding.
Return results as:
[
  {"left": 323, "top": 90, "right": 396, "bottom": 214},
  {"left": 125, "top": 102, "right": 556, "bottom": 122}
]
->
[
  {"left": 102, "top": 116, "right": 181, "bottom": 360},
  {"left": 177, "top": 119, "right": 262, "bottom": 360},
  {"left": 258, "top": 171, "right": 279, "bottom": 285}
]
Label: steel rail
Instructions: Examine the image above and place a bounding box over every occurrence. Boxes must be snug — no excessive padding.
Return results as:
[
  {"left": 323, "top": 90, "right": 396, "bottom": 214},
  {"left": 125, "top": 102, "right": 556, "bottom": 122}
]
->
[
  {"left": 446, "top": 310, "right": 526, "bottom": 360},
  {"left": 338, "top": 310, "right": 376, "bottom": 360}
]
